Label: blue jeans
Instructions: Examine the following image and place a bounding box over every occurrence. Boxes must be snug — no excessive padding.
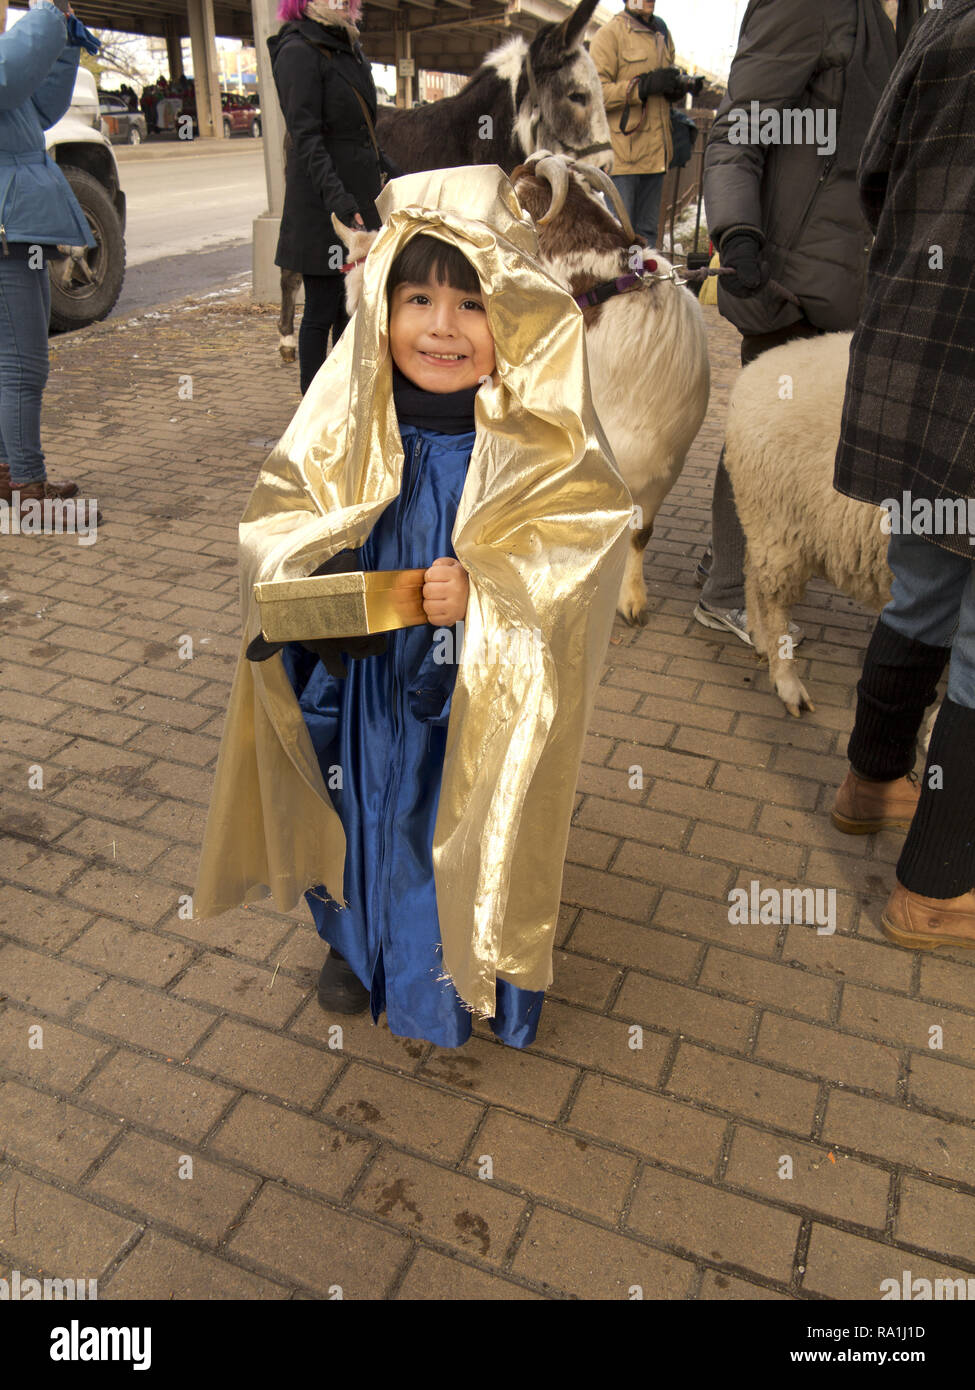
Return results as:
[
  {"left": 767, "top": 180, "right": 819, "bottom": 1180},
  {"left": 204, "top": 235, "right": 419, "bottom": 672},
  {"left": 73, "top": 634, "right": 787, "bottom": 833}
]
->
[
  {"left": 607, "top": 172, "right": 665, "bottom": 247},
  {"left": 0, "top": 253, "right": 52, "bottom": 486},
  {"left": 883, "top": 530, "right": 975, "bottom": 709}
]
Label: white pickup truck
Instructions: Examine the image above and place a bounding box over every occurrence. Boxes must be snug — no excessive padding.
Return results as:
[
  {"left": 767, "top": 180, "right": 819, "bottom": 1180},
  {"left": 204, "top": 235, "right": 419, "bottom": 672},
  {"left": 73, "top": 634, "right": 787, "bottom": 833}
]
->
[{"left": 45, "top": 65, "right": 126, "bottom": 331}]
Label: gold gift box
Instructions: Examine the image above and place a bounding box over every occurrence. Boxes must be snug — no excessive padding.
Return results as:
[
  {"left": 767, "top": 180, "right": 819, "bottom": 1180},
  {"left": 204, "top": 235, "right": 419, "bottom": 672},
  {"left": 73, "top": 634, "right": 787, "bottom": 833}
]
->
[{"left": 255, "top": 568, "right": 428, "bottom": 642}]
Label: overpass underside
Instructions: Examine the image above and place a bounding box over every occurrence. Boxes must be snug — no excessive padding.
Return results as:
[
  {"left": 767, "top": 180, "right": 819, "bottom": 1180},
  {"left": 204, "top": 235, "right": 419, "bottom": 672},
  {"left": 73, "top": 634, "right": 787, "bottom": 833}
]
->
[
  {"left": 83, "top": 2, "right": 596, "bottom": 84},
  {"left": 82, "top": 1, "right": 612, "bottom": 300}
]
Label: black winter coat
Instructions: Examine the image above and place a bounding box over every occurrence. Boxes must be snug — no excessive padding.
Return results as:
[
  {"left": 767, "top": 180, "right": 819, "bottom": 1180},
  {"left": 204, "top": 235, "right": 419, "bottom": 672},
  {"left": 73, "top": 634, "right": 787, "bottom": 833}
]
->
[
  {"left": 704, "top": 0, "right": 899, "bottom": 337},
  {"left": 269, "top": 18, "right": 394, "bottom": 277}
]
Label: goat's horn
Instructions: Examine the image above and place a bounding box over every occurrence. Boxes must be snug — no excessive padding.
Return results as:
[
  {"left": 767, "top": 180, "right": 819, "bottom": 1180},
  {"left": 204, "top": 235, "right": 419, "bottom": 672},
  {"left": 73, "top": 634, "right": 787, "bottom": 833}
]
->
[
  {"left": 331, "top": 211, "right": 354, "bottom": 247},
  {"left": 573, "top": 161, "right": 636, "bottom": 244},
  {"left": 534, "top": 154, "right": 570, "bottom": 226}
]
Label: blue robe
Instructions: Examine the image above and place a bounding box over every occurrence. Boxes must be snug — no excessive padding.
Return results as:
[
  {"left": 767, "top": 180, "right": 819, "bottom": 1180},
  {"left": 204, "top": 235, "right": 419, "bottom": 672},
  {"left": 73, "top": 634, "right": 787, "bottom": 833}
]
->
[{"left": 282, "top": 412, "right": 544, "bottom": 1049}]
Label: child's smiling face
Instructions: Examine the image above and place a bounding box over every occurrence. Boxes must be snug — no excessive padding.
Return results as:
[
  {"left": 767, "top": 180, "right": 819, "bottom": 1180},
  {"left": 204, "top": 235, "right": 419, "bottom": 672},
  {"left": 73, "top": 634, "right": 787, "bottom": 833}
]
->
[{"left": 388, "top": 277, "right": 497, "bottom": 393}]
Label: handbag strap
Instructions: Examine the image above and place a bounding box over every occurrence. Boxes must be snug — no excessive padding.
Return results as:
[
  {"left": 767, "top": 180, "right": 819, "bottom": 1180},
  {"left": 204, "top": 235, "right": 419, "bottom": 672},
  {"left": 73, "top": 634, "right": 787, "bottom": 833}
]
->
[
  {"left": 349, "top": 85, "right": 384, "bottom": 172},
  {"left": 302, "top": 34, "right": 385, "bottom": 176}
]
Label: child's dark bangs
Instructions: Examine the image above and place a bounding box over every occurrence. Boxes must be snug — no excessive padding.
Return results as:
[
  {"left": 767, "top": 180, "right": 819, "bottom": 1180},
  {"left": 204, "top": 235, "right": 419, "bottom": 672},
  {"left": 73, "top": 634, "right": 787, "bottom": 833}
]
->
[{"left": 388, "top": 235, "right": 481, "bottom": 299}]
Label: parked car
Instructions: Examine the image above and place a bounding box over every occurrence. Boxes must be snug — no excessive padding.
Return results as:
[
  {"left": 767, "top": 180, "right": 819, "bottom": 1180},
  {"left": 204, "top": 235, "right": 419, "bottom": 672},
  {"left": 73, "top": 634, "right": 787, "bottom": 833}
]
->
[
  {"left": 221, "top": 92, "right": 262, "bottom": 138},
  {"left": 181, "top": 90, "right": 262, "bottom": 138},
  {"left": 45, "top": 67, "right": 127, "bottom": 332},
  {"left": 98, "top": 92, "right": 148, "bottom": 146}
]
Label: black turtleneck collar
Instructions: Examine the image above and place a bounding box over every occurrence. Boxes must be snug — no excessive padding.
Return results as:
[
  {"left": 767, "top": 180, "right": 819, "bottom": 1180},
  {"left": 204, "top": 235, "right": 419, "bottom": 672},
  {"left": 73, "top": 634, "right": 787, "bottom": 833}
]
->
[{"left": 391, "top": 361, "right": 478, "bottom": 434}]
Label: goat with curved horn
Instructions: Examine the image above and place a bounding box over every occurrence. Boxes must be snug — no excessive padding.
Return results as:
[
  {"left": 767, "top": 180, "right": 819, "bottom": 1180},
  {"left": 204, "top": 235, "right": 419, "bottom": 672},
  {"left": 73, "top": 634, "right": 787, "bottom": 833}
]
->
[
  {"left": 510, "top": 155, "right": 710, "bottom": 628},
  {"left": 572, "top": 161, "right": 636, "bottom": 245},
  {"left": 533, "top": 154, "right": 571, "bottom": 225}
]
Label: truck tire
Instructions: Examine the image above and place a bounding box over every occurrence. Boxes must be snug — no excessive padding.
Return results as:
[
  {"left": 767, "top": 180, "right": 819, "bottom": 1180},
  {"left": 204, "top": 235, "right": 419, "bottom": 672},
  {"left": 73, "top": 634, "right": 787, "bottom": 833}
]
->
[{"left": 48, "top": 168, "right": 126, "bottom": 333}]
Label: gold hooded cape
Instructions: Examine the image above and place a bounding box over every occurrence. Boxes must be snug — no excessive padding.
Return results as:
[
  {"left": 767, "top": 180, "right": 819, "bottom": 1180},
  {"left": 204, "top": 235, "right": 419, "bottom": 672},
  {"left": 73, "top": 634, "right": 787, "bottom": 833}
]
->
[{"left": 193, "top": 164, "right": 632, "bottom": 1018}]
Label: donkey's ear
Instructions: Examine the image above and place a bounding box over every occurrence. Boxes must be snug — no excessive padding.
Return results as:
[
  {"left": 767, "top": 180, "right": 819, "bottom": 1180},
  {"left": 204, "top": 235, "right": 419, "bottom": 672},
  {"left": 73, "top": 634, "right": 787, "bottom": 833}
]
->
[
  {"left": 331, "top": 213, "right": 355, "bottom": 248},
  {"left": 559, "top": 0, "right": 600, "bottom": 47}
]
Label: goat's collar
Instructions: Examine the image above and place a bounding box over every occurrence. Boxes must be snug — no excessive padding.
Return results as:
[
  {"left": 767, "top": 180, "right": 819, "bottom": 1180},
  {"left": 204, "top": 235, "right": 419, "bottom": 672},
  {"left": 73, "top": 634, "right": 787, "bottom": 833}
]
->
[
  {"left": 340, "top": 257, "right": 367, "bottom": 274},
  {"left": 574, "top": 252, "right": 665, "bottom": 310}
]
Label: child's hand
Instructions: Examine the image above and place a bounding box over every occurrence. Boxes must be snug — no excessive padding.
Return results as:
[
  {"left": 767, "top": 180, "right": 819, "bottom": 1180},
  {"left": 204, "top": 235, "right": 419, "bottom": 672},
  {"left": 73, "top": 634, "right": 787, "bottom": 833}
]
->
[{"left": 422, "top": 557, "right": 469, "bottom": 626}]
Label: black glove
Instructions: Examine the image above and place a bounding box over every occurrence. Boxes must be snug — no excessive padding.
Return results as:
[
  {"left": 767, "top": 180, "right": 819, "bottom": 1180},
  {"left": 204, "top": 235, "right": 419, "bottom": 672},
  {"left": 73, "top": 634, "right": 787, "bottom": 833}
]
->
[
  {"left": 245, "top": 549, "right": 389, "bottom": 679},
  {"left": 685, "top": 74, "right": 706, "bottom": 98},
  {"left": 246, "top": 629, "right": 386, "bottom": 680},
  {"left": 719, "top": 232, "right": 770, "bottom": 299},
  {"left": 638, "top": 67, "right": 682, "bottom": 102}
]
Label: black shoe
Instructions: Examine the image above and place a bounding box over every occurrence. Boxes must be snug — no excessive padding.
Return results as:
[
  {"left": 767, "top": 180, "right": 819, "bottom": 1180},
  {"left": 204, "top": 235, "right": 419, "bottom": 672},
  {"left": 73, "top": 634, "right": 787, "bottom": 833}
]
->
[{"left": 317, "top": 947, "right": 370, "bottom": 1015}]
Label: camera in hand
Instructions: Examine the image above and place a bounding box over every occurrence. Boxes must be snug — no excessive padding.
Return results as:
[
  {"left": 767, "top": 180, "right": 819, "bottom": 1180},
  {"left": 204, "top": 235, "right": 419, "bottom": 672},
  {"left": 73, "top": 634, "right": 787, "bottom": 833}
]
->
[{"left": 639, "top": 67, "right": 706, "bottom": 104}]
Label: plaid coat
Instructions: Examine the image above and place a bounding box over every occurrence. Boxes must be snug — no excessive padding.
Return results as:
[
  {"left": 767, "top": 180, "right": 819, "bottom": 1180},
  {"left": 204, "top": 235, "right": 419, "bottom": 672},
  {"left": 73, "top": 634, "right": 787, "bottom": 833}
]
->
[{"left": 833, "top": 0, "right": 975, "bottom": 557}]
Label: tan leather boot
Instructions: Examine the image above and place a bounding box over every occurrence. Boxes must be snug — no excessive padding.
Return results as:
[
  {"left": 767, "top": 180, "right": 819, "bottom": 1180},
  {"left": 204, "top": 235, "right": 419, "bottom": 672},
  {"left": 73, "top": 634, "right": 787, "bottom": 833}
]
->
[
  {"left": 0, "top": 463, "right": 79, "bottom": 504},
  {"left": 882, "top": 882, "right": 975, "bottom": 951},
  {"left": 831, "top": 769, "right": 920, "bottom": 834}
]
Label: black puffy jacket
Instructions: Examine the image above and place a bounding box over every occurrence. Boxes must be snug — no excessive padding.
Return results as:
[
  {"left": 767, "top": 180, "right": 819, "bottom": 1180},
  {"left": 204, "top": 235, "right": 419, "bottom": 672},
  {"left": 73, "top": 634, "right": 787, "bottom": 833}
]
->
[
  {"left": 269, "top": 18, "right": 394, "bottom": 276},
  {"left": 703, "top": 1, "right": 916, "bottom": 336}
]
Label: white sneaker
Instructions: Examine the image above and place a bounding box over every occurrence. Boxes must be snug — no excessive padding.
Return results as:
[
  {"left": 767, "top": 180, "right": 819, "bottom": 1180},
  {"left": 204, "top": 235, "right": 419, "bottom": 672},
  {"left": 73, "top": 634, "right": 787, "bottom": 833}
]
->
[{"left": 693, "top": 601, "right": 804, "bottom": 649}]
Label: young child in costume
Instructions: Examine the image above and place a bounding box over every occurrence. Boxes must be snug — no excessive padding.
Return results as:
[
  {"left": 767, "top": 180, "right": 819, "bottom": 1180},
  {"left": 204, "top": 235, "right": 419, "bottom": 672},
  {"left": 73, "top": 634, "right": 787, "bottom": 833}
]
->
[{"left": 194, "top": 165, "right": 631, "bottom": 1049}]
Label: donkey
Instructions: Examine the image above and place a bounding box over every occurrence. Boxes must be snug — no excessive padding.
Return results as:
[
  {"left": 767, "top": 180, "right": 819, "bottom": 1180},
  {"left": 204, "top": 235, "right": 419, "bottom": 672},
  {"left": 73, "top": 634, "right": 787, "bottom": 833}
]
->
[
  {"left": 376, "top": 0, "right": 613, "bottom": 176},
  {"left": 331, "top": 153, "right": 710, "bottom": 626}
]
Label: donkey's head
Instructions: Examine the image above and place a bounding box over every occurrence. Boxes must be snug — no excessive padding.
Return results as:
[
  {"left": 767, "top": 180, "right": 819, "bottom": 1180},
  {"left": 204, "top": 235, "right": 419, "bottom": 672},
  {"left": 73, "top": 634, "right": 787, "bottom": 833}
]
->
[{"left": 509, "top": 0, "right": 613, "bottom": 173}]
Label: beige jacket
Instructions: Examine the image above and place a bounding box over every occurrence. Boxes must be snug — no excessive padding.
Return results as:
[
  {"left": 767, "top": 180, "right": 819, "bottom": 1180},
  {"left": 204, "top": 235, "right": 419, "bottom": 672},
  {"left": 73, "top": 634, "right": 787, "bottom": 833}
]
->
[{"left": 589, "top": 9, "right": 675, "bottom": 176}]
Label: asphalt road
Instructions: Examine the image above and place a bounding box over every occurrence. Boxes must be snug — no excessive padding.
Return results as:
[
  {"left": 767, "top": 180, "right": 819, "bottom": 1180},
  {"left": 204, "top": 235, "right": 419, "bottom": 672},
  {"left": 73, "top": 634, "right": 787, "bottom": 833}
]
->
[{"left": 111, "top": 139, "right": 268, "bottom": 319}]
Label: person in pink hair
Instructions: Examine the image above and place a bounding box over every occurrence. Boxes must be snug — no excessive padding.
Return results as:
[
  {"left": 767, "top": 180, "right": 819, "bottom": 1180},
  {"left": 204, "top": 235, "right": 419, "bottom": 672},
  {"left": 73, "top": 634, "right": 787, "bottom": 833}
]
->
[{"left": 270, "top": 0, "right": 399, "bottom": 392}]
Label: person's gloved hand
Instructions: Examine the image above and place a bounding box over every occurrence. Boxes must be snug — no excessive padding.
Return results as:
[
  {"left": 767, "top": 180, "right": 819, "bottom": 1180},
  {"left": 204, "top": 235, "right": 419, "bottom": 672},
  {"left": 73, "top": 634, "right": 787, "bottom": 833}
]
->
[
  {"left": 246, "top": 630, "right": 386, "bottom": 680},
  {"left": 245, "top": 549, "right": 388, "bottom": 679},
  {"left": 719, "top": 232, "right": 770, "bottom": 299},
  {"left": 685, "top": 74, "right": 706, "bottom": 98},
  {"left": 638, "top": 67, "right": 683, "bottom": 102}
]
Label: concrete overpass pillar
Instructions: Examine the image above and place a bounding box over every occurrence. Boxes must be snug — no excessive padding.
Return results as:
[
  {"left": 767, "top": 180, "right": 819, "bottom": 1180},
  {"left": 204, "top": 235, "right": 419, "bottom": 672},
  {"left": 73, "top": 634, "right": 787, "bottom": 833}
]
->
[
  {"left": 188, "top": 0, "right": 225, "bottom": 139},
  {"left": 251, "top": 0, "right": 288, "bottom": 303},
  {"left": 165, "top": 17, "right": 185, "bottom": 82},
  {"left": 394, "top": 15, "right": 414, "bottom": 109}
]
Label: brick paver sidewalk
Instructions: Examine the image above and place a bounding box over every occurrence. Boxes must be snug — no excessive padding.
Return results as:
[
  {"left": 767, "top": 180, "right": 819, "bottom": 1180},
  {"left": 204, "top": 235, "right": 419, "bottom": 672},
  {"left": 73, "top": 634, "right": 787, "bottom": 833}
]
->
[{"left": 1, "top": 292, "right": 973, "bottom": 1301}]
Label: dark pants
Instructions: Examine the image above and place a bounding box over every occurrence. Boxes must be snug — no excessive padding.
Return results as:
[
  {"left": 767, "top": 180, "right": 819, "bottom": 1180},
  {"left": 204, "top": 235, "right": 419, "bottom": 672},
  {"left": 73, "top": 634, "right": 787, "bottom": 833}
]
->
[
  {"left": 299, "top": 274, "right": 349, "bottom": 396},
  {"left": 608, "top": 172, "right": 666, "bottom": 247},
  {"left": 848, "top": 533, "right": 975, "bottom": 898},
  {"left": 701, "top": 319, "right": 823, "bottom": 610},
  {"left": 0, "top": 254, "right": 52, "bottom": 486}
]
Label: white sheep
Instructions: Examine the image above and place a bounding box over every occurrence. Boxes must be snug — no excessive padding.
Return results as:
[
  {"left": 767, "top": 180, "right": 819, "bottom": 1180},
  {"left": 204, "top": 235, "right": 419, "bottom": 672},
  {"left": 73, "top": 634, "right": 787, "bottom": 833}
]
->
[{"left": 723, "top": 331, "right": 892, "bottom": 716}]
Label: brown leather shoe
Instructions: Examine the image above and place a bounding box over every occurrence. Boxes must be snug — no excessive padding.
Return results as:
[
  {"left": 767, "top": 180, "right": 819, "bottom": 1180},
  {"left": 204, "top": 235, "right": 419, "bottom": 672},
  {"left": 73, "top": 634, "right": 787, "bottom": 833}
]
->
[
  {"left": 0, "top": 462, "right": 80, "bottom": 503},
  {"left": 831, "top": 769, "right": 920, "bottom": 834},
  {"left": 15, "top": 478, "right": 80, "bottom": 502},
  {"left": 882, "top": 881, "right": 975, "bottom": 951},
  {"left": 4, "top": 481, "right": 100, "bottom": 528}
]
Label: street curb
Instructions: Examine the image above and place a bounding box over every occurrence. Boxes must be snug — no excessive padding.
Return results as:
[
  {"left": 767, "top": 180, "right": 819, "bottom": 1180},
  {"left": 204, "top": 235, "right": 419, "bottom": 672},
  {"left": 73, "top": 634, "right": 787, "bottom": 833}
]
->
[{"left": 115, "top": 137, "right": 264, "bottom": 162}]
